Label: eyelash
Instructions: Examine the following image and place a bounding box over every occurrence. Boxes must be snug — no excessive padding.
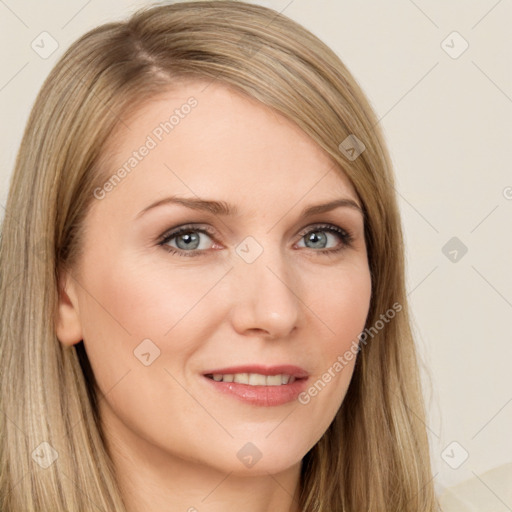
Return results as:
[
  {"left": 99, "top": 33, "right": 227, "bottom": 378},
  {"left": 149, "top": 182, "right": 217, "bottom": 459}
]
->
[{"left": 157, "top": 223, "right": 354, "bottom": 258}]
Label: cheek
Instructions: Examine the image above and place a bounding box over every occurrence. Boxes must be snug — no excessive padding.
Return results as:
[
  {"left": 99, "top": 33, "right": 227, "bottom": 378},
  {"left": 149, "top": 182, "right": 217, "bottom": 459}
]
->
[
  {"left": 114, "top": 258, "right": 229, "bottom": 324},
  {"left": 296, "top": 261, "right": 371, "bottom": 421},
  {"left": 76, "top": 255, "right": 228, "bottom": 388},
  {"left": 306, "top": 259, "right": 372, "bottom": 345},
  {"left": 82, "top": 250, "right": 223, "bottom": 338}
]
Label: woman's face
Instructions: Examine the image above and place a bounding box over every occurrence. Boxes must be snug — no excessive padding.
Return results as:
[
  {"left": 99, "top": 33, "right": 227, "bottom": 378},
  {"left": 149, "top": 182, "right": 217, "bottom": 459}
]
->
[{"left": 56, "top": 80, "right": 372, "bottom": 476}]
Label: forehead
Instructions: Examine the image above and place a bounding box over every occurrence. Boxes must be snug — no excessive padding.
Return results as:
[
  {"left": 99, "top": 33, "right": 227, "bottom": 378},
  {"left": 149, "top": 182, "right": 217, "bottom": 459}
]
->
[{"left": 94, "top": 80, "right": 359, "bottom": 219}]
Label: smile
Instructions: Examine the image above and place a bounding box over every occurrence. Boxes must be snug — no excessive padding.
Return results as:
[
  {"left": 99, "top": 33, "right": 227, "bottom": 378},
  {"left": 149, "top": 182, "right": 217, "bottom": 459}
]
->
[
  {"left": 201, "top": 365, "right": 309, "bottom": 406},
  {"left": 205, "top": 373, "right": 297, "bottom": 385}
]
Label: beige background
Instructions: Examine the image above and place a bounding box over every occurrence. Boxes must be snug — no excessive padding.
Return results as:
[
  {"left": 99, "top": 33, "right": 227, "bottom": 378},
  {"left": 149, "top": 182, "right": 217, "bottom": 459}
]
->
[{"left": 1, "top": 0, "right": 511, "bottom": 507}]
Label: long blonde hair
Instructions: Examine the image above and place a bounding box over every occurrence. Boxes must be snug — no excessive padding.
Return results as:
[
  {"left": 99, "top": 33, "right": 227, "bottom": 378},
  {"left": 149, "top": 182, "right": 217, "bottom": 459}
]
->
[{"left": 0, "top": 1, "right": 439, "bottom": 510}]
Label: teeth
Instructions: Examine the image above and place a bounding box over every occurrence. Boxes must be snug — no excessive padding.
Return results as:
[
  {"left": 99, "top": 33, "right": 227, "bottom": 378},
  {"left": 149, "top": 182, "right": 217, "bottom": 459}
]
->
[
  {"left": 209, "top": 373, "right": 297, "bottom": 386},
  {"left": 249, "top": 373, "right": 267, "bottom": 386},
  {"left": 233, "top": 373, "right": 249, "bottom": 384},
  {"left": 266, "top": 375, "right": 282, "bottom": 386}
]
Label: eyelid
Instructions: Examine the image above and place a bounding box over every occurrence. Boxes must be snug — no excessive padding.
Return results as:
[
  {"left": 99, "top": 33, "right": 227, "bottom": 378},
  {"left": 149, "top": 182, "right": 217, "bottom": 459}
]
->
[
  {"left": 297, "top": 223, "right": 350, "bottom": 239},
  {"left": 158, "top": 222, "right": 351, "bottom": 243},
  {"left": 158, "top": 223, "right": 216, "bottom": 242},
  {"left": 157, "top": 221, "right": 355, "bottom": 256}
]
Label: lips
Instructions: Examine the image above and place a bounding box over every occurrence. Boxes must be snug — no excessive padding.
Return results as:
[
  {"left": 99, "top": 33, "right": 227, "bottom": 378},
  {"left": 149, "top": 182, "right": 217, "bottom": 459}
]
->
[{"left": 202, "top": 364, "right": 309, "bottom": 406}]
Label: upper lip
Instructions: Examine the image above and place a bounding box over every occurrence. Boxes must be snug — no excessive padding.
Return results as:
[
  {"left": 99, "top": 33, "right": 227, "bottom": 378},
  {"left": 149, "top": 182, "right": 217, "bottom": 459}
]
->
[{"left": 202, "top": 364, "right": 309, "bottom": 379}]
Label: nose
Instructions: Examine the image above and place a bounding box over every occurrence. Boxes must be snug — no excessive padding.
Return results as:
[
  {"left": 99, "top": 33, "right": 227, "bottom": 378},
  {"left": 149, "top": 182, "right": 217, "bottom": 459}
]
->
[{"left": 228, "top": 249, "right": 301, "bottom": 340}]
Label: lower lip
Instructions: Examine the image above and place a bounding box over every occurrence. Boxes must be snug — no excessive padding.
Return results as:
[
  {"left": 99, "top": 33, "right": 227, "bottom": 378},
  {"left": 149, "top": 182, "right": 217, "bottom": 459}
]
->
[{"left": 202, "top": 376, "right": 308, "bottom": 406}]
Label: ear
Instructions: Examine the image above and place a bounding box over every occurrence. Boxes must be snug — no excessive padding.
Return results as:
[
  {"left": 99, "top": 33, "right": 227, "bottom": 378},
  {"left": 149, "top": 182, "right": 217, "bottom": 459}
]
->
[{"left": 55, "top": 268, "right": 83, "bottom": 346}]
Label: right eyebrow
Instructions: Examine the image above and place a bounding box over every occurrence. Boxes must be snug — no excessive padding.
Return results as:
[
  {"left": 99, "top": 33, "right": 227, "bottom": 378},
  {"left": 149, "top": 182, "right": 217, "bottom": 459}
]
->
[{"left": 136, "top": 196, "right": 238, "bottom": 219}]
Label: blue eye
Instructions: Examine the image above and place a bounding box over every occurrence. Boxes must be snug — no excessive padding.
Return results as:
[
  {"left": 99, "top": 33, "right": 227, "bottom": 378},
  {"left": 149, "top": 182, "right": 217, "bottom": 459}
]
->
[
  {"left": 158, "top": 223, "right": 353, "bottom": 257},
  {"left": 159, "top": 225, "right": 216, "bottom": 257},
  {"left": 297, "top": 224, "right": 353, "bottom": 255}
]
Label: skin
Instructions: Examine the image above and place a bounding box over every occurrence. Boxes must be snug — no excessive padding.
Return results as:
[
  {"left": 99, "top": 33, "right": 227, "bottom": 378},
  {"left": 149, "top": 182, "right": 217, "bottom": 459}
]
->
[{"left": 55, "top": 80, "right": 372, "bottom": 512}]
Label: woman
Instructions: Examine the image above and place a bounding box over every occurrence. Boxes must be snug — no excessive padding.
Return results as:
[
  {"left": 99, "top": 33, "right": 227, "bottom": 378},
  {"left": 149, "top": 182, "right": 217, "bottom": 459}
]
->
[{"left": 0, "top": 1, "right": 440, "bottom": 510}]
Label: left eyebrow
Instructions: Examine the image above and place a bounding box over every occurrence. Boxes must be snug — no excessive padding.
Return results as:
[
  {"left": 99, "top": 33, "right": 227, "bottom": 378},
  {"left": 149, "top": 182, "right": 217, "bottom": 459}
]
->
[
  {"left": 299, "top": 198, "right": 363, "bottom": 218},
  {"left": 135, "top": 195, "right": 363, "bottom": 220}
]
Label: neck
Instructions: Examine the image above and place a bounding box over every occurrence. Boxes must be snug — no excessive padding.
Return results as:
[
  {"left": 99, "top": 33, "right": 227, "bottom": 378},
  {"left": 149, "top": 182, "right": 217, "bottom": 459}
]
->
[{"left": 101, "top": 405, "right": 303, "bottom": 512}]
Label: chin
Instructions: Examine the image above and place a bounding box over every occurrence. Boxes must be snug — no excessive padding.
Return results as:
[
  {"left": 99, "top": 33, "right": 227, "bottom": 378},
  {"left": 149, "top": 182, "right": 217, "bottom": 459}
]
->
[
  {"left": 222, "top": 436, "right": 311, "bottom": 476},
  {"left": 228, "top": 453, "right": 304, "bottom": 477}
]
